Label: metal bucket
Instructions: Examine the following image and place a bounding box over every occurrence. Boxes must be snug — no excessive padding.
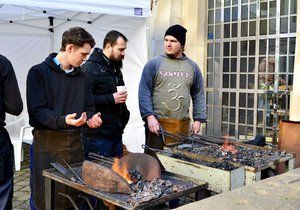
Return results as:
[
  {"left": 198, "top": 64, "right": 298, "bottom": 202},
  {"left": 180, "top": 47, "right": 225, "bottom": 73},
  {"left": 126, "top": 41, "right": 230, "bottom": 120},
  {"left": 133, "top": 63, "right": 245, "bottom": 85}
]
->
[{"left": 278, "top": 120, "right": 300, "bottom": 168}]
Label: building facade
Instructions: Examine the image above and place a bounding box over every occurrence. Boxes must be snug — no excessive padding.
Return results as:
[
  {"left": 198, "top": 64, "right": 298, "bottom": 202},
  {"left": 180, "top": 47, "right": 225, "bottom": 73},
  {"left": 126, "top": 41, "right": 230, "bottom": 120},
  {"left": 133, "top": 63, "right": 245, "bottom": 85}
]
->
[{"left": 150, "top": 0, "right": 299, "bottom": 142}]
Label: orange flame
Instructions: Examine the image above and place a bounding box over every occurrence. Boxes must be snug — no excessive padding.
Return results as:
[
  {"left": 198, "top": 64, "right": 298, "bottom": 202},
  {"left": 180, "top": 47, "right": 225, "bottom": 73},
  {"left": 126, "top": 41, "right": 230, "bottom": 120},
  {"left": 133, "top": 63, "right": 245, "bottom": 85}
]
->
[
  {"left": 111, "top": 158, "right": 132, "bottom": 184},
  {"left": 221, "top": 138, "right": 237, "bottom": 154}
]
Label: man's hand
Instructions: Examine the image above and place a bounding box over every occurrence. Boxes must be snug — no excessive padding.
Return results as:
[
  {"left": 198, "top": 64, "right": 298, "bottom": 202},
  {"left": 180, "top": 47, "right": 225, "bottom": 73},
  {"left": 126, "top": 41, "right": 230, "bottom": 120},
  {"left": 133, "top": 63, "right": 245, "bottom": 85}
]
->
[
  {"left": 113, "top": 91, "right": 128, "bottom": 104},
  {"left": 147, "top": 115, "right": 160, "bottom": 135},
  {"left": 65, "top": 112, "right": 87, "bottom": 127},
  {"left": 87, "top": 112, "right": 102, "bottom": 129},
  {"left": 190, "top": 120, "right": 201, "bottom": 134}
]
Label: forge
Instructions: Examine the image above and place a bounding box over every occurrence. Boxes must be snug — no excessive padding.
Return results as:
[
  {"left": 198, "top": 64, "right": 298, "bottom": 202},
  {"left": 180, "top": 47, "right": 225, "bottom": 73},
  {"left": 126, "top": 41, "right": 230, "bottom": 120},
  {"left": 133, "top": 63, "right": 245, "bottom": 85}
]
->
[
  {"left": 157, "top": 150, "right": 245, "bottom": 193},
  {"left": 75, "top": 153, "right": 208, "bottom": 208},
  {"left": 170, "top": 141, "right": 294, "bottom": 172},
  {"left": 157, "top": 137, "right": 294, "bottom": 192}
]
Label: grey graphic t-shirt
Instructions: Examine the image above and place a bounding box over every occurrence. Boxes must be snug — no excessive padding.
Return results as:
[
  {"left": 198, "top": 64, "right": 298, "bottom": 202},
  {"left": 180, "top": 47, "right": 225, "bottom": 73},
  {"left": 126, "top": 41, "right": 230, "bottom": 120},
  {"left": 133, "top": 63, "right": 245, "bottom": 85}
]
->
[
  {"left": 153, "top": 57, "right": 194, "bottom": 119},
  {"left": 139, "top": 54, "right": 206, "bottom": 122}
]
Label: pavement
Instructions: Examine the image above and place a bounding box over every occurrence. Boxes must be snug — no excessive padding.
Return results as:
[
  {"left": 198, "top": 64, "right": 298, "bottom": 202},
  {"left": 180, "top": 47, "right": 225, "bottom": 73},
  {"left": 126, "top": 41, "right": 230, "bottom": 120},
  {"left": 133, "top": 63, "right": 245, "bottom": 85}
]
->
[{"left": 13, "top": 143, "right": 30, "bottom": 210}]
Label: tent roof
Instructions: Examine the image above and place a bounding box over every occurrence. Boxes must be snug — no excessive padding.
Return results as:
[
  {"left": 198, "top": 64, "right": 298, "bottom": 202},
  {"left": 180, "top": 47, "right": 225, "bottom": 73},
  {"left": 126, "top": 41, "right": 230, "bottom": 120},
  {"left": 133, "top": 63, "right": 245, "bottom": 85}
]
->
[
  {"left": 0, "top": 0, "right": 149, "bottom": 34},
  {"left": 0, "top": 0, "right": 150, "bottom": 17}
]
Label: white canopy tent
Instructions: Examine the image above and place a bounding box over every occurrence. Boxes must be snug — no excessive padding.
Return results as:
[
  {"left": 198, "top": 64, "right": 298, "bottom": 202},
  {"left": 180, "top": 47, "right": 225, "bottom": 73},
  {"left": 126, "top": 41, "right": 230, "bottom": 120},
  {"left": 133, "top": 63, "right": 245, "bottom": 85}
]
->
[{"left": 0, "top": 0, "right": 149, "bottom": 152}]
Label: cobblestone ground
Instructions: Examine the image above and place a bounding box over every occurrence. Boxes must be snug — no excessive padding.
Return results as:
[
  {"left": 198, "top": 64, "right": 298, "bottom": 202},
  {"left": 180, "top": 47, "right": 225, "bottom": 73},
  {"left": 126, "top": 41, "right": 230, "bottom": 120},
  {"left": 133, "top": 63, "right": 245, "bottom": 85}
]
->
[{"left": 13, "top": 144, "right": 30, "bottom": 210}]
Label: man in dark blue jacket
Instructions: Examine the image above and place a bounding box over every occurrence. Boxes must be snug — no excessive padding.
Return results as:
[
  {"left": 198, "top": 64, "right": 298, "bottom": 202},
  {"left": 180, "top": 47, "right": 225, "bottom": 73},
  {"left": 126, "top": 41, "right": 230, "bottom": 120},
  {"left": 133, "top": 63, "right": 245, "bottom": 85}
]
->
[
  {"left": 26, "top": 27, "right": 102, "bottom": 210},
  {"left": 0, "top": 54, "right": 23, "bottom": 209},
  {"left": 82, "top": 30, "right": 130, "bottom": 158}
]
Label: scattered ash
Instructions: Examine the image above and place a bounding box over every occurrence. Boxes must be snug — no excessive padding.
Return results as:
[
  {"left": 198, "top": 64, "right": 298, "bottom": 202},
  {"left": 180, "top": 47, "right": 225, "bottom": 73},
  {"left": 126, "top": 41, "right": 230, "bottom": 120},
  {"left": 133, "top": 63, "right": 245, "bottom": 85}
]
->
[
  {"left": 127, "top": 177, "right": 187, "bottom": 206},
  {"left": 207, "top": 161, "right": 237, "bottom": 171},
  {"left": 186, "top": 145, "right": 293, "bottom": 167}
]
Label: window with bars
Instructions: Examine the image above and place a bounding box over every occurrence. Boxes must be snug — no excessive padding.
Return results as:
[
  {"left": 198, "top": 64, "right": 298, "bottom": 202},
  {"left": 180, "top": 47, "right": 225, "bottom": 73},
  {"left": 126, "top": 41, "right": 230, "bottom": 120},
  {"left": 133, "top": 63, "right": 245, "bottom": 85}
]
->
[{"left": 206, "top": 0, "right": 296, "bottom": 142}]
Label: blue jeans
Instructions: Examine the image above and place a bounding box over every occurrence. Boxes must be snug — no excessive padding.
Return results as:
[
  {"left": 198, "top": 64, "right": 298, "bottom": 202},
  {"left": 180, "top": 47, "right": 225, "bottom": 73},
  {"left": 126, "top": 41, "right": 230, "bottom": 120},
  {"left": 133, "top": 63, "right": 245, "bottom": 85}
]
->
[{"left": 83, "top": 136, "right": 123, "bottom": 159}]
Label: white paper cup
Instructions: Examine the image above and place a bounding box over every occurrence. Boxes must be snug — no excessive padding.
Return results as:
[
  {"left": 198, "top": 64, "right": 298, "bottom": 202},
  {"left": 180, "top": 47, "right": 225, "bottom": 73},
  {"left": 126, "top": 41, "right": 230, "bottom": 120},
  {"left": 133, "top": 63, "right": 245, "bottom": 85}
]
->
[{"left": 117, "top": 86, "right": 126, "bottom": 92}]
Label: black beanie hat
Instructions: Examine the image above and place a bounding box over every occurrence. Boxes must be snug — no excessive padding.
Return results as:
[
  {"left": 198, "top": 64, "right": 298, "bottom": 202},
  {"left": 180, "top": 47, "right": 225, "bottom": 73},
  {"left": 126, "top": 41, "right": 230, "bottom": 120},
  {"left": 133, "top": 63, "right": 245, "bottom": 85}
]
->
[{"left": 164, "top": 24, "right": 187, "bottom": 47}]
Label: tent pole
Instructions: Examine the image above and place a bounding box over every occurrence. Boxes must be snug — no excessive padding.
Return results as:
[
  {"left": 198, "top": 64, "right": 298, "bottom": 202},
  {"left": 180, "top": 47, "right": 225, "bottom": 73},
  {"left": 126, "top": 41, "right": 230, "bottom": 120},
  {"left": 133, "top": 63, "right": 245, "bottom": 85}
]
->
[{"left": 49, "top": 31, "right": 54, "bottom": 53}]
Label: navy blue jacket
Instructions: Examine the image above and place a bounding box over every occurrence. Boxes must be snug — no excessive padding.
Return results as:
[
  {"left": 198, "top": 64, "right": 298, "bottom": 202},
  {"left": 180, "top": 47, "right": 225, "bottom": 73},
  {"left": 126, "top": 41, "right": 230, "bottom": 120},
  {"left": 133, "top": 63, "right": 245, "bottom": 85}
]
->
[
  {"left": 0, "top": 54, "right": 23, "bottom": 156},
  {"left": 81, "top": 48, "right": 130, "bottom": 138},
  {"left": 26, "top": 53, "right": 95, "bottom": 130},
  {"left": 0, "top": 54, "right": 23, "bottom": 127}
]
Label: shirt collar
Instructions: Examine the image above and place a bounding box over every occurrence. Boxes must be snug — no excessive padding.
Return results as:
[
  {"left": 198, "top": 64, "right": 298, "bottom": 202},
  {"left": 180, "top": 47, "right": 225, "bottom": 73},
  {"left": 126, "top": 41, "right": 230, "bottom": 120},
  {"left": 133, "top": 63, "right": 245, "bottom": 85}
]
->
[{"left": 53, "top": 56, "right": 74, "bottom": 73}]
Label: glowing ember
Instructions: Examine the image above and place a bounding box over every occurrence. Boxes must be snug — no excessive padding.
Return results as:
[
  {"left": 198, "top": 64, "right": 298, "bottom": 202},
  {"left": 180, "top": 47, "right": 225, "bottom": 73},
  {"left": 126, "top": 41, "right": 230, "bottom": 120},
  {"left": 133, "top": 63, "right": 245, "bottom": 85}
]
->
[
  {"left": 111, "top": 158, "right": 133, "bottom": 184},
  {"left": 221, "top": 139, "right": 237, "bottom": 154}
]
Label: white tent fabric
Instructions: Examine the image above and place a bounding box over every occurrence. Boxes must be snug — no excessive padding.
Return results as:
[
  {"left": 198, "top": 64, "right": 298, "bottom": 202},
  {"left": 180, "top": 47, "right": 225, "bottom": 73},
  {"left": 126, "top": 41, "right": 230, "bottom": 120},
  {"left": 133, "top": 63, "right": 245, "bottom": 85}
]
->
[
  {"left": 0, "top": 0, "right": 149, "bottom": 152},
  {"left": 0, "top": 0, "right": 149, "bottom": 17}
]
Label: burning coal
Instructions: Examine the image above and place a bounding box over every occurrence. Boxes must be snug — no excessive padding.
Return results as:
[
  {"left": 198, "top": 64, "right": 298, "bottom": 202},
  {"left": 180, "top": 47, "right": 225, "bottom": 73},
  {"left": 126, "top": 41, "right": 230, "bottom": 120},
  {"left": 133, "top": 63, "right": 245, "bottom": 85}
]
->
[
  {"left": 110, "top": 155, "right": 187, "bottom": 206},
  {"left": 127, "top": 177, "right": 187, "bottom": 206},
  {"left": 112, "top": 158, "right": 134, "bottom": 184},
  {"left": 104, "top": 153, "right": 188, "bottom": 206},
  {"left": 220, "top": 139, "right": 237, "bottom": 154},
  {"left": 185, "top": 145, "right": 293, "bottom": 167}
]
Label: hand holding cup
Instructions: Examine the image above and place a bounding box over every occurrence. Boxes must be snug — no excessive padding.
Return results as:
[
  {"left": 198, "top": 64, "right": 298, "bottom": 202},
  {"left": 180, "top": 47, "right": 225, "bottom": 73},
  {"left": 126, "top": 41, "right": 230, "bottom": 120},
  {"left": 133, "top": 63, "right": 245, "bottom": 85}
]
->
[
  {"left": 117, "top": 86, "right": 126, "bottom": 93},
  {"left": 114, "top": 86, "right": 128, "bottom": 104}
]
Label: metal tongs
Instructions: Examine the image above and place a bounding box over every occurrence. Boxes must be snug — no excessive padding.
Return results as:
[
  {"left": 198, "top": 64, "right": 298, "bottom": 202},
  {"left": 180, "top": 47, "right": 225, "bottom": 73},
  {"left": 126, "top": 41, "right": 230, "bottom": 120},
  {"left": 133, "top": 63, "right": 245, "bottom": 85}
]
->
[
  {"left": 51, "top": 160, "right": 85, "bottom": 185},
  {"left": 88, "top": 152, "right": 114, "bottom": 165},
  {"left": 158, "top": 128, "right": 184, "bottom": 146},
  {"left": 141, "top": 144, "right": 186, "bottom": 159},
  {"left": 176, "top": 132, "right": 219, "bottom": 146}
]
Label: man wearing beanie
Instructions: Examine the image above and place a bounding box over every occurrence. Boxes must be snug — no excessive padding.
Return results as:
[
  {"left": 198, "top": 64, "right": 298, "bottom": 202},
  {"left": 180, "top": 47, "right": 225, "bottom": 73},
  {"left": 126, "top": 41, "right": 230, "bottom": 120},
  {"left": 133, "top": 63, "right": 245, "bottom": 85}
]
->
[{"left": 138, "top": 24, "right": 206, "bottom": 171}]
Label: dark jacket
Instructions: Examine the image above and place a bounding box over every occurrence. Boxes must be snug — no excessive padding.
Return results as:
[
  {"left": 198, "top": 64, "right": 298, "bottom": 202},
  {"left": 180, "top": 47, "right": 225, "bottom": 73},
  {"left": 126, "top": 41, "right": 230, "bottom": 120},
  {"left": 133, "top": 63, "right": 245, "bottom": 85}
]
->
[
  {"left": 0, "top": 54, "right": 23, "bottom": 155},
  {"left": 26, "top": 53, "right": 95, "bottom": 130},
  {"left": 82, "top": 48, "right": 130, "bottom": 138},
  {"left": 0, "top": 54, "right": 23, "bottom": 127}
]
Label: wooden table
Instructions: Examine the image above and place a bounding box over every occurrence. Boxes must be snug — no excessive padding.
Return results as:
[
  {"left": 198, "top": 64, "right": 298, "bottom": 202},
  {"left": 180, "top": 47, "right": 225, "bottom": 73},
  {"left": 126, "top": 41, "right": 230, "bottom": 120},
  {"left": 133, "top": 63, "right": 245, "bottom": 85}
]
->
[{"left": 43, "top": 165, "right": 208, "bottom": 210}]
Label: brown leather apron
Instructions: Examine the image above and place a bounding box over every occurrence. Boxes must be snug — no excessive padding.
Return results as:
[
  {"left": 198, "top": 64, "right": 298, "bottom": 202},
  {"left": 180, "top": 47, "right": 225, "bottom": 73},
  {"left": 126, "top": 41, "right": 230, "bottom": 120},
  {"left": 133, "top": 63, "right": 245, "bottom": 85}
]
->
[
  {"left": 33, "top": 129, "right": 83, "bottom": 210},
  {"left": 145, "top": 118, "right": 190, "bottom": 170},
  {"left": 158, "top": 118, "right": 190, "bottom": 145}
]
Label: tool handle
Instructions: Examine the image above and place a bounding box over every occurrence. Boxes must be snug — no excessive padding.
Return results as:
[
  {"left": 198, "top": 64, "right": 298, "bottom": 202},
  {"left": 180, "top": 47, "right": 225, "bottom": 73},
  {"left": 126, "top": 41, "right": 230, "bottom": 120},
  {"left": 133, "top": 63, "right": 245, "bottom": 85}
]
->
[{"left": 141, "top": 144, "right": 174, "bottom": 156}]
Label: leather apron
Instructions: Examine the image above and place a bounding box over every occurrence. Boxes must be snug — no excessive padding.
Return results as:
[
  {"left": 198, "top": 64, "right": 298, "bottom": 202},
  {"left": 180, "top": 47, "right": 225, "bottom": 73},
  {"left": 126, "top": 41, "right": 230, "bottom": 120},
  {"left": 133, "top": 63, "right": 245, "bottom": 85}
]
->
[
  {"left": 33, "top": 129, "right": 83, "bottom": 210},
  {"left": 158, "top": 118, "right": 190, "bottom": 145},
  {"left": 145, "top": 118, "right": 190, "bottom": 170}
]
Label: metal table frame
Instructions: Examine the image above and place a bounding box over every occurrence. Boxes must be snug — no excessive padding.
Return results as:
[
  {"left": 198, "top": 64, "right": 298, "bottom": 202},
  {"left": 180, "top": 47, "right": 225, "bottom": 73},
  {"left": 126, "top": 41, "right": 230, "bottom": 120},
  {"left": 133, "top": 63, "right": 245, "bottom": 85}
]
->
[{"left": 43, "top": 165, "right": 208, "bottom": 210}]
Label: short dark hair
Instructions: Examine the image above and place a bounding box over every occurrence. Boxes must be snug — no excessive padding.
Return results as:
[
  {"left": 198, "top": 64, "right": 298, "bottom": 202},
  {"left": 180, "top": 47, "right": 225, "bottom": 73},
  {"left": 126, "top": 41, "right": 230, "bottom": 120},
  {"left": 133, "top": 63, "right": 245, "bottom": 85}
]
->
[
  {"left": 60, "top": 27, "right": 95, "bottom": 51},
  {"left": 103, "top": 30, "right": 128, "bottom": 48}
]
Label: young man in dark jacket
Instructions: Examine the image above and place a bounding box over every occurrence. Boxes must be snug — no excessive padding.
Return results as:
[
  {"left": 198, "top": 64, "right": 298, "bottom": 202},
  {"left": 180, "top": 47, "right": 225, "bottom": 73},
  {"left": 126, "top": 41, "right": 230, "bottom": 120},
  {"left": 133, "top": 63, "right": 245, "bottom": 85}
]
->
[
  {"left": 82, "top": 30, "right": 130, "bottom": 158},
  {"left": 26, "top": 27, "right": 102, "bottom": 210},
  {"left": 0, "top": 54, "right": 23, "bottom": 209}
]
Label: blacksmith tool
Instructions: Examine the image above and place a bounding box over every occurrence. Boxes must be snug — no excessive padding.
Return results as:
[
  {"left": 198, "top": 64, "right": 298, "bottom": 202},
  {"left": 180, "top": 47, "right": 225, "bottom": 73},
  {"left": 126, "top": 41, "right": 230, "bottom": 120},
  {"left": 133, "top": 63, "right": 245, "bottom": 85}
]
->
[
  {"left": 50, "top": 161, "right": 84, "bottom": 185},
  {"left": 88, "top": 152, "right": 114, "bottom": 164},
  {"left": 176, "top": 132, "right": 217, "bottom": 146},
  {"left": 62, "top": 159, "right": 85, "bottom": 185},
  {"left": 158, "top": 128, "right": 183, "bottom": 146},
  {"left": 142, "top": 144, "right": 186, "bottom": 159},
  {"left": 50, "top": 162, "right": 77, "bottom": 182},
  {"left": 177, "top": 132, "right": 221, "bottom": 146}
]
